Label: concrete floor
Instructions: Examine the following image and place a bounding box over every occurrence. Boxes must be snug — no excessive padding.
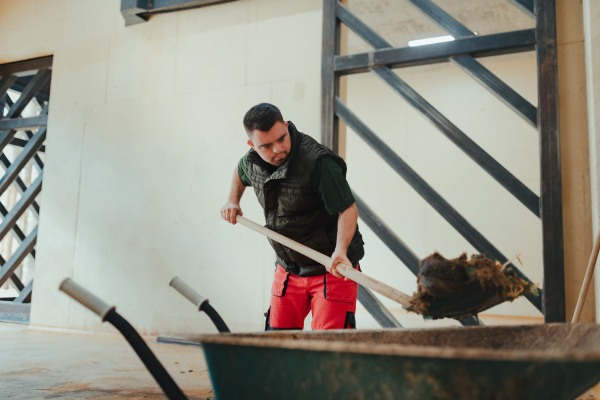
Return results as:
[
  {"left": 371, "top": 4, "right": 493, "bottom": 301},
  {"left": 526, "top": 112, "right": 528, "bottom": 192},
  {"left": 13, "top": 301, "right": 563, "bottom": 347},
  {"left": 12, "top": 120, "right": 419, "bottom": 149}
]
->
[{"left": 0, "top": 322, "right": 213, "bottom": 400}]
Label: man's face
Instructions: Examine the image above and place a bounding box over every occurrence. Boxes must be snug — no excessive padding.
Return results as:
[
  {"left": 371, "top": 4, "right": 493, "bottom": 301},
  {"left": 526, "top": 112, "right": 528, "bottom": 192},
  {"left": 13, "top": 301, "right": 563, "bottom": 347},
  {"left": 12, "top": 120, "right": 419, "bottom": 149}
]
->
[{"left": 248, "top": 121, "right": 292, "bottom": 166}]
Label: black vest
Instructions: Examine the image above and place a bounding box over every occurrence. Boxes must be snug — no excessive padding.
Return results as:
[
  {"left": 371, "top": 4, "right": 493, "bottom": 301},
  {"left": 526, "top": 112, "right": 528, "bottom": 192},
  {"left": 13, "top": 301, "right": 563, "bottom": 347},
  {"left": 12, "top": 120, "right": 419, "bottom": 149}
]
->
[{"left": 246, "top": 122, "right": 364, "bottom": 267}]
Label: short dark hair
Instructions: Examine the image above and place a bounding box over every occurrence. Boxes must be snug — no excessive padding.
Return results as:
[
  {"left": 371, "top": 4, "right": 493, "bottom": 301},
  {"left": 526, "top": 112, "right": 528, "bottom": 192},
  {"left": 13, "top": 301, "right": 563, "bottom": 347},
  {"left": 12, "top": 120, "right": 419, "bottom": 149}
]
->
[{"left": 243, "top": 103, "right": 284, "bottom": 136}]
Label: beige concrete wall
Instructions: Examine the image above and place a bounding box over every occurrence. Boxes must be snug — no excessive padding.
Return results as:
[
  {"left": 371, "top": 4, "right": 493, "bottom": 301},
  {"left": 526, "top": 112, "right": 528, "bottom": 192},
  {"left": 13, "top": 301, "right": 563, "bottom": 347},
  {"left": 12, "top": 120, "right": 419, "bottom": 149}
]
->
[
  {"left": 556, "top": 0, "right": 595, "bottom": 323},
  {"left": 1, "top": 0, "right": 589, "bottom": 333},
  {"left": 0, "top": 0, "right": 323, "bottom": 334}
]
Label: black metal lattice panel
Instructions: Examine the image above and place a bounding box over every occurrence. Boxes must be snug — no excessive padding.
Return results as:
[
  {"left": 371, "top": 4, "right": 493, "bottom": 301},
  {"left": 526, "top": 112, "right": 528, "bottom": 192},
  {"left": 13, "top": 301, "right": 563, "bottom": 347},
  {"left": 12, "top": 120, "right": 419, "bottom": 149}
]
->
[
  {"left": 321, "top": 0, "right": 562, "bottom": 323},
  {"left": 0, "top": 56, "right": 51, "bottom": 323}
]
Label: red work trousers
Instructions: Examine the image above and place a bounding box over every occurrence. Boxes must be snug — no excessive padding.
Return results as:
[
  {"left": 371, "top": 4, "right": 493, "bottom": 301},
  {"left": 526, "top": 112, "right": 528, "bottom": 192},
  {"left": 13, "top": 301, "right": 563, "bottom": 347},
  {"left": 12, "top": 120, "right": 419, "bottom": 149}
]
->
[{"left": 267, "top": 264, "right": 358, "bottom": 330}]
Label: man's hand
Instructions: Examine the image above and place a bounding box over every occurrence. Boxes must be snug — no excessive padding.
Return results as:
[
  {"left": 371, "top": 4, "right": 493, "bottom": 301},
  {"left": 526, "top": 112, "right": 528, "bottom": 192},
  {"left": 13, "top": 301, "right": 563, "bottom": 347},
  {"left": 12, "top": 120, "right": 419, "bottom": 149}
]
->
[
  {"left": 327, "top": 249, "right": 352, "bottom": 280},
  {"left": 221, "top": 168, "right": 246, "bottom": 224},
  {"left": 221, "top": 202, "right": 243, "bottom": 224},
  {"left": 327, "top": 203, "right": 359, "bottom": 279}
]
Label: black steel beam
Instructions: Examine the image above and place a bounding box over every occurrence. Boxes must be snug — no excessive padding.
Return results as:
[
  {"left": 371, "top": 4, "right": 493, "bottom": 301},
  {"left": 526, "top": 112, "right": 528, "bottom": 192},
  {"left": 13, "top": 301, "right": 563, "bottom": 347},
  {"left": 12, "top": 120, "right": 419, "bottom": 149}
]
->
[
  {"left": 354, "top": 192, "right": 481, "bottom": 326},
  {"left": 537, "top": 0, "right": 564, "bottom": 322},
  {"left": 2, "top": 251, "right": 25, "bottom": 291},
  {"left": 372, "top": 67, "right": 540, "bottom": 216},
  {"left": 0, "top": 226, "right": 37, "bottom": 288},
  {"left": 404, "top": 0, "right": 538, "bottom": 126},
  {"left": 0, "top": 75, "right": 17, "bottom": 99},
  {"left": 0, "top": 173, "right": 42, "bottom": 241},
  {"left": 0, "top": 155, "right": 41, "bottom": 217},
  {"left": 508, "top": 0, "right": 535, "bottom": 18},
  {"left": 337, "top": 3, "right": 537, "bottom": 127},
  {"left": 336, "top": 2, "right": 392, "bottom": 49},
  {"left": 22, "top": 103, "right": 48, "bottom": 169},
  {"left": 10, "top": 138, "right": 46, "bottom": 153},
  {"left": 3, "top": 69, "right": 51, "bottom": 120},
  {"left": 121, "top": 0, "right": 240, "bottom": 25},
  {"left": 0, "top": 127, "right": 46, "bottom": 198},
  {"left": 4, "top": 98, "right": 49, "bottom": 157},
  {"left": 357, "top": 286, "right": 403, "bottom": 328},
  {"left": 0, "top": 57, "right": 52, "bottom": 77},
  {"left": 0, "top": 70, "right": 51, "bottom": 156},
  {"left": 354, "top": 192, "right": 421, "bottom": 274},
  {"left": 0, "top": 200, "right": 37, "bottom": 293},
  {"left": 406, "top": 0, "right": 473, "bottom": 37},
  {"left": 121, "top": 0, "right": 149, "bottom": 25},
  {"left": 10, "top": 79, "right": 50, "bottom": 103},
  {"left": 336, "top": 98, "right": 542, "bottom": 312},
  {"left": 0, "top": 115, "right": 47, "bottom": 131},
  {"left": 0, "top": 202, "right": 35, "bottom": 258},
  {"left": 321, "top": 0, "right": 341, "bottom": 153},
  {"left": 335, "top": 29, "right": 536, "bottom": 75},
  {"left": 451, "top": 55, "right": 537, "bottom": 127},
  {"left": 14, "top": 280, "right": 32, "bottom": 303}
]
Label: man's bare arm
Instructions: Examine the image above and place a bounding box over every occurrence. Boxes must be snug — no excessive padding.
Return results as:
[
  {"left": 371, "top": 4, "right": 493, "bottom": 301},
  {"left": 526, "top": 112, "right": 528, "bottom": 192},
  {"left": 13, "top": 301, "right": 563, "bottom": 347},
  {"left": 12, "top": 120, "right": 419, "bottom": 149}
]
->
[
  {"left": 327, "top": 203, "right": 358, "bottom": 279},
  {"left": 220, "top": 167, "right": 246, "bottom": 224}
]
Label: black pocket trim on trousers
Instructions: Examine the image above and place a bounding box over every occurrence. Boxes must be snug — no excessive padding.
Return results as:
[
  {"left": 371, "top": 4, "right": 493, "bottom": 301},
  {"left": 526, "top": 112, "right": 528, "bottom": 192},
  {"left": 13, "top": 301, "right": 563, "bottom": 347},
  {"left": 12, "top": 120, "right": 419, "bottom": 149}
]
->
[{"left": 344, "top": 311, "right": 356, "bottom": 329}]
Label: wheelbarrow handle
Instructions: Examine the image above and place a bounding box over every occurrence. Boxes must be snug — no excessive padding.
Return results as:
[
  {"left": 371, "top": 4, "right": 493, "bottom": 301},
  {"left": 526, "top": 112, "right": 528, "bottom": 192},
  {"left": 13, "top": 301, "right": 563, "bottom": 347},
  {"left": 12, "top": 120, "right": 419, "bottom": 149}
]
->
[
  {"left": 235, "top": 215, "right": 412, "bottom": 309},
  {"left": 59, "top": 278, "right": 116, "bottom": 321},
  {"left": 169, "top": 277, "right": 208, "bottom": 310}
]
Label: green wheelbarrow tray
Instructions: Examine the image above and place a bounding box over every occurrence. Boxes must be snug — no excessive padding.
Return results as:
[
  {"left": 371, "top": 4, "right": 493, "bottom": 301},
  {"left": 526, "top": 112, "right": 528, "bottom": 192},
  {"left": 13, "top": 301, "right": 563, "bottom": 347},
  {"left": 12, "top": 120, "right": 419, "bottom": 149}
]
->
[{"left": 195, "top": 323, "right": 600, "bottom": 400}]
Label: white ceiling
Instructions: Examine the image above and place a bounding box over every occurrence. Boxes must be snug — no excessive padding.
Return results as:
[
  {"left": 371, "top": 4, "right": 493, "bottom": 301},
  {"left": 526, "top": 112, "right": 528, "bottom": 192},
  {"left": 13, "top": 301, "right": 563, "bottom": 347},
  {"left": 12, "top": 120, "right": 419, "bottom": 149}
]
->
[{"left": 345, "top": 0, "right": 535, "bottom": 53}]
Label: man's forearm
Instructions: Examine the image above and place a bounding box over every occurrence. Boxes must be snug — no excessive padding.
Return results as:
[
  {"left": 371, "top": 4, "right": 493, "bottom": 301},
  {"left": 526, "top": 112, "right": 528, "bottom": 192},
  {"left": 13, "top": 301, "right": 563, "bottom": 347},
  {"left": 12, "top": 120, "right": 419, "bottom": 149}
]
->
[{"left": 335, "top": 203, "right": 358, "bottom": 255}]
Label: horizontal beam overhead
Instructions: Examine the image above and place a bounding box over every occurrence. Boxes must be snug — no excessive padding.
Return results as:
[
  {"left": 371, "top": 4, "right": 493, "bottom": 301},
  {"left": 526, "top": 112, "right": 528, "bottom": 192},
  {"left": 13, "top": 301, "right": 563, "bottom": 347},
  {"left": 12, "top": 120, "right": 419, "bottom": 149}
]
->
[
  {"left": 334, "top": 29, "right": 536, "bottom": 75},
  {"left": 0, "top": 57, "right": 53, "bottom": 78},
  {"left": 121, "top": 0, "right": 240, "bottom": 25}
]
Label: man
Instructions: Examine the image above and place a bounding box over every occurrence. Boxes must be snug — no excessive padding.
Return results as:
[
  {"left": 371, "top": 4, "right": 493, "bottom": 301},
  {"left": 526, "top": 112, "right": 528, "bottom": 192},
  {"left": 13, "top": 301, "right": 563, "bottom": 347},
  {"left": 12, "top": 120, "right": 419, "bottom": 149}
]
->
[{"left": 220, "top": 103, "right": 364, "bottom": 330}]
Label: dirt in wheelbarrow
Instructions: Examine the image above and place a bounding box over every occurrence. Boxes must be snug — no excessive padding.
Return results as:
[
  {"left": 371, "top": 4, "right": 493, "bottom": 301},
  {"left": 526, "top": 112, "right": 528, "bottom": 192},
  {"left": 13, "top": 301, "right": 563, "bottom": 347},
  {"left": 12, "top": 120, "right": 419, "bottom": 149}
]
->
[{"left": 409, "top": 252, "right": 537, "bottom": 320}]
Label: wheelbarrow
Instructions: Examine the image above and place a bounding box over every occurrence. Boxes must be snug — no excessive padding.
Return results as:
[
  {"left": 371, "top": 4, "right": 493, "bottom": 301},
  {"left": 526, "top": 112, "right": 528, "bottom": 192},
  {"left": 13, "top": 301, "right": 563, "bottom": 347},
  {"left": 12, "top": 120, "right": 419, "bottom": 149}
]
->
[
  {"left": 167, "top": 277, "right": 600, "bottom": 400},
  {"left": 60, "top": 278, "right": 600, "bottom": 400}
]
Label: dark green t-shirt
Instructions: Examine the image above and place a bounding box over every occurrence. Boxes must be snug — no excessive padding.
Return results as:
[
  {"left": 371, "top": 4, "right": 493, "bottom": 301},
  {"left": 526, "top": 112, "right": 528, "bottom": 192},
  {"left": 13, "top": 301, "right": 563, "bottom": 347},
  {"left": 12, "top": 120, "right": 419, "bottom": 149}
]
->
[{"left": 238, "top": 151, "right": 355, "bottom": 215}]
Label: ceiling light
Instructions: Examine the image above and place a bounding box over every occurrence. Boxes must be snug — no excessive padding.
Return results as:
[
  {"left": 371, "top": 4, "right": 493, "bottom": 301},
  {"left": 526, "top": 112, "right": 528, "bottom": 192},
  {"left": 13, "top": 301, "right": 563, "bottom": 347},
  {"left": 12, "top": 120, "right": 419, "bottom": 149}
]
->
[{"left": 408, "top": 35, "right": 455, "bottom": 47}]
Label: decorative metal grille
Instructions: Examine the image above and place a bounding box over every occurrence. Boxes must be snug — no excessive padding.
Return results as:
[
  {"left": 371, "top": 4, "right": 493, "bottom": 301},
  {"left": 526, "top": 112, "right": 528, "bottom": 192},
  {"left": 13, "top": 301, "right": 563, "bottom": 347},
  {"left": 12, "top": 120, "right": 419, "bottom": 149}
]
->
[
  {"left": 322, "top": 0, "right": 562, "bottom": 325},
  {"left": 0, "top": 56, "right": 51, "bottom": 323}
]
